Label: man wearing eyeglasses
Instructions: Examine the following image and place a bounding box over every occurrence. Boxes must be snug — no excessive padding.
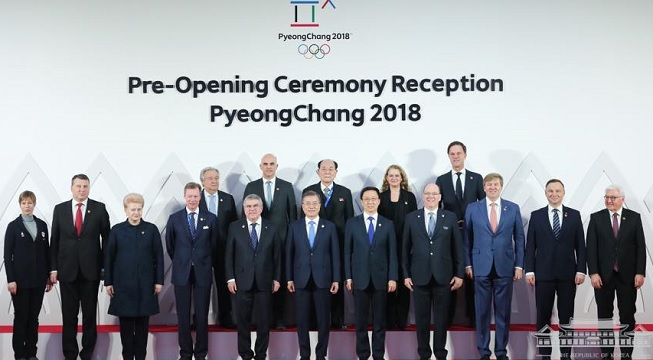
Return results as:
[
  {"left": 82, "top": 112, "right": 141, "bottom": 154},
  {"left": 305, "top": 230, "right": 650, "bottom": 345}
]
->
[
  {"left": 344, "top": 186, "right": 397, "bottom": 360},
  {"left": 587, "top": 184, "right": 646, "bottom": 360}
]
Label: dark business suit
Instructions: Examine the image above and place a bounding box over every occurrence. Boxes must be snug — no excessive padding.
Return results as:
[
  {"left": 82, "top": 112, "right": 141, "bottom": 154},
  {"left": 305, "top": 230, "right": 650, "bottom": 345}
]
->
[
  {"left": 378, "top": 188, "right": 417, "bottom": 329},
  {"left": 165, "top": 208, "right": 217, "bottom": 360},
  {"left": 286, "top": 217, "right": 340, "bottom": 360},
  {"left": 436, "top": 169, "right": 484, "bottom": 325},
  {"left": 402, "top": 209, "right": 463, "bottom": 360},
  {"left": 464, "top": 198, "right": 525, "bottom": 358},
  {"left": 244, "top": 177, "right": 297, "bottom": 326},
  {"left": 525, "top": 206, "right": 586, "bottom": 360},
  {"left": 4, "top": 215, "right": 50, "bottom": 359},
  {"left": 225, "top": 218, "right": 281, "bottom": 360},
  {"left": 303, "top": 182, "right": 353, "bottom": 327},
  {"left": 344, "top": 214, "right": 397, "bottom": 360},
  {"left": 587, "top": 208, "right": 646, "bottom": 360},
  {"left": 199, "top": 189, "right": 238, "bottom": 326},
  {"left": 50, "top": 199, "right": 110, "bottom": 360}
]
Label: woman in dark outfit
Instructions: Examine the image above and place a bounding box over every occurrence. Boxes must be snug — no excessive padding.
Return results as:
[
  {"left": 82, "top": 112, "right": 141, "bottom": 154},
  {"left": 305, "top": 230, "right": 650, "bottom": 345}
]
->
[
  {"left": 4, "top": 190, "right": 52, "bottom": 360},
  {"left": 378, "top": 165, "right": 417, "bottom": 329},
  {"left": 104, "top": 193, "right": 164, "bottom": 360}
]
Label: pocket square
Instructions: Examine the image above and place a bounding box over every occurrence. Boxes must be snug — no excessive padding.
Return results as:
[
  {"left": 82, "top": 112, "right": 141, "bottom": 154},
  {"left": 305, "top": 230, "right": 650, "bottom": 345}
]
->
[
  {"left": 443, "top": 226, "right": 449, "bottom": 230},
  {"left": 203, "top": 225, "right": 209, "bottom": 229},
  {"left": 339, "top": 198, "right": 345, "bottom": 202}
]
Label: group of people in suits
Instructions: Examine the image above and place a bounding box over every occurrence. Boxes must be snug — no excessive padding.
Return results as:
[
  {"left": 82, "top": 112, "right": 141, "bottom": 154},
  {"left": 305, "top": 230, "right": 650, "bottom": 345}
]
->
[{"left": 2, "top": 142, "right": 647, "bottom": 360}]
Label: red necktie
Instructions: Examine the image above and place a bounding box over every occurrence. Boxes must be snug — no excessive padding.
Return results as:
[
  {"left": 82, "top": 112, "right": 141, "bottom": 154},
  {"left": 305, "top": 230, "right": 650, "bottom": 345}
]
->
[{"left": 75, "top": 203, "right": 83, "bottom": 237}]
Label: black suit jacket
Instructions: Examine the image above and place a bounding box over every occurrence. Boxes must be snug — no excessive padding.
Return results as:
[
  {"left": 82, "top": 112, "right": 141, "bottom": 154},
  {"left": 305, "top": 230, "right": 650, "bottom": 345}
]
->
[
  {"left": 286, "top": 217, "right": 341, "bottom": 289},
  {"left": 587, "top": 208, "right": 646, "bottom": 284},
  {"left": 344, "top": 214, "right": 398, "bottom": 290},
  {"left": 525, "top": 206, "right": 586, "bottom": 281},
  {"left": 225, "top": 218, "right": 281, "bottom": 291},
  {"left": 435, "top": 169, "right": 485, "bottom": 223},
  {"left": 378, "top": 188, "right": 417, "bottom": 240},
  {"left": 50, "top": 199, "right": 110, "bottom": 282},
  {"left": 4, "top": 215, "right": 51, "bottom": 288},
  {"left": 302, "top": 183, "right": 354, "bottom": 241},
  {"left": 243, "top": 177, "right": 297, "bottom": 241},
  {"left": 402, "top": 209, "right": 464, "bottom": 286},
  {"left": 199, "top": 189, "right": 238, "bottom": 242}
]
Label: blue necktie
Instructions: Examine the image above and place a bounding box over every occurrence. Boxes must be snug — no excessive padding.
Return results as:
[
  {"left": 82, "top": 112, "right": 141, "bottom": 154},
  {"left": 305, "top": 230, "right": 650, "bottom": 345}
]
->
[
  {"left": 265, "top": 181, "right": 273, "bottom": 209},
  {"left": 308, "top": 220, "right": 316, "bottom": 248},
  {"left": 367, "top": 216, "right": 375, "bottom": 245},
  {"left": 324, "top": 187, "right": 332, "bottom": 207},
  {"left": 428, "top": 212, "right": 435, "bottom": 238},
  {"left": 250, "top": 223, "right": 258, "bottom": 249},
  {"left": 209, "top": 194, "right": 217, "bottom": 215},
  {"left": 552, "top": 209, "right": 560, "bottom": 238},
  {"left": 188, "top": 212, "right": 197, "bottom": 239}
]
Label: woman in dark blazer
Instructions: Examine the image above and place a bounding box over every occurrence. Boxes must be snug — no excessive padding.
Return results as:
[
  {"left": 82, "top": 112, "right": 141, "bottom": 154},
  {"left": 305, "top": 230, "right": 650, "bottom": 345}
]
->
[
  {"left": 378, "top": 165, "right": 417, "bottom": 329},
  {"left": 4, "top": 190, "right": 52, "bottom": 360},
  {"left": 104, "top": 193, "right": 164, "bottom": 360}
]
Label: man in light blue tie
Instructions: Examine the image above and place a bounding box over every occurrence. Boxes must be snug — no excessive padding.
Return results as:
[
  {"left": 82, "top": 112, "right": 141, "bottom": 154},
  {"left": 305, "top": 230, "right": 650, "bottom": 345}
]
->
[
  {"left": 344, "top": 186, "right": 397, "bottom": 360},
  {"left": 402, "top": 183, "right": 464, "bottom": 360},
  {"left": 286, "top": 191, "right": 340, "bottom": 360}
]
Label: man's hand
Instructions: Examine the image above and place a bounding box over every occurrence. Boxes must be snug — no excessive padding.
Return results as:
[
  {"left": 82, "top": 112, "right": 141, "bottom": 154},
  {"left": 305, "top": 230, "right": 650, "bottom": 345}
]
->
[
  {"left": 635, "top": 275, "right": 645, "bottom": 289},
  {"left": 590, "top": 274, "right": 602, "bottom": 289},
  {"left": 526, "top": 274, "right": 535, "bottom": 286},
  {"left": 387, "top": 280, "right": 397, "bottom": 293},
  {"left": 272, "top": 280, "right": 280, "bottom": 293},
  {"left": 575, "top": 274, "right": 585, "bottom": 285},
  {"left": 450, "top": 276, "right": 463, "bottom": 291},
  {"left": 154, "top": 284, "right": 163, "bottom": 294},
  {"left": 404, "top": 278, "right": 414, "bottom": 291},
  {"left": 228, "top": 282, "right": 237, "bottom": 294},
  {"left": 287, "top": 281, "right": 295, "bottom": 293},
  {"left": 345, "top": 279, "right": 353, "bottom": 291},
  {"left": 330, "top": 282, "right": 339, "bottom": 294},
  {"left": 7, "top": 282, "right": 17, "bottom": 295},
  {"left": 105, "top": 285, "right": 114, "bottom": 298},
  {"left": 513, "top": 268, "right": 523, "bottom": 281},
  {"left": 465, "top": 267, "right": 474, "bottom": 279}
]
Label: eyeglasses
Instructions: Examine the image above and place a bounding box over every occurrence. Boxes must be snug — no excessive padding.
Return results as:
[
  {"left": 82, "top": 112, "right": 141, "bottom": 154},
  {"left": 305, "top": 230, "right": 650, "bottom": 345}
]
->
[
  {"left": 604, "top": 196, "right": 622, "bottom": 201},
  {"left": 423, "top": 192, "right": 441, "bottom": 196}
]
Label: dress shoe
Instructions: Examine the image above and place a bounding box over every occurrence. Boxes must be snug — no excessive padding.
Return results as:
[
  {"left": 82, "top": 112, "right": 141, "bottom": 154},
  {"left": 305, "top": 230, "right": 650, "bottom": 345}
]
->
[
  {"left": 480, "top": 356, "right": 491, "bottom": 360},
  {"left": 497, "top": 356, "right": 509, "bottom": 360},
  {"left": 179, "top": 356, "right": 192, "bottom": 360},
  {"left": 27, "top": 357, "right": 39, "bottom": 360}
]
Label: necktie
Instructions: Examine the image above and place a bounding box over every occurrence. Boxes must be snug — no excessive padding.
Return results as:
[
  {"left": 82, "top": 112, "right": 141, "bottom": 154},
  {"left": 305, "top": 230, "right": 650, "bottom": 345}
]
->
[
  {"left": 209, "top": 194, "right": 217, "bottom": 215},
  {"left": 428, "top": 212, "right": 435, "bottom": 238},
  {"left": 188, "top": 212, "right": 197, "bottom": 239},
  {"left": 250, "top": 223, "right": 258, "bottom": 249},
  {"left": 612, "top": 213, "right": 619, "bottom": 238},
  {"left": 613, "top": 213, "right": 619, "bottom": 271},
  {"left": 265, "top": 181, "right": 273, "bottom": 209},
  {"left": 552, "top": 209, "right": 561, "bottom": 238},
  {"left": 324, "top": 187, "right": 332, "bottom": 207},
  {"left": 75, "top": 203, "right": 83, "bottom": 237},
  {"left": 367, "top": 216, "right": 375, "bottom": 245},
  {"left": 490, "top": 203, "right": 498, "bottom": 233},
  {"left": 455, "top": 172, "right": 463, "bottom": 202},
  {"left": 308, "top": 220, "right": 316, "bottom": 248}
]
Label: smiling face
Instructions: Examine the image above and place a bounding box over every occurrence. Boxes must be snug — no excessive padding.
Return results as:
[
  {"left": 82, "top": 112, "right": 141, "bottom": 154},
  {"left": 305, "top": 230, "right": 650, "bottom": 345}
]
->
[
  {"left": 184, "top": 187, "right": 201, "bottom": 212},
  {"left": 448, "top": 144, "right": 467, "bottom": 172},
  {"left": 302, "top": 194, "right": 321, "bottom": 219},
  {"left": 483, "top": 177, "right": 503, "bottom": 202},
  {"left": 422, "top": 183, "right": 441, "bottom": 211},
  {"left": 545, "top": 181, "right": 565, "bottom": 208},
  {"left": 386, "top": 167, "right": 403, "bottom": 188}
]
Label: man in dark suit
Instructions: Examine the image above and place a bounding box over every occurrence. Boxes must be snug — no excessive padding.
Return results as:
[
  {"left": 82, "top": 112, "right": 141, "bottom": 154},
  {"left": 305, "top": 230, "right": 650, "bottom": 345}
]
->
[
  {"left": 587, "top": 184, "right": 646, "bottom": 360},
  {"left": 197, "top": 166, "right": 238, "bottom": 328},
  {"left": 525, "top": 179, "right": 586, "bottom": 360},
  {"left": 244, "top": 153, "right": 297, "bottom": 328},
  {"left": 50, "top": 174, "right": 110, "bottom": 360},
  {"left": 302, "top": 159, "right": 354, "bottom": 328},
  {"left": 344, "top": 186, "right": 397, "bottom": 360},
  {"left": 464, "top": 173, "right": 524, "bottom": 360},
  {"left": 225, "top": 194, "right": 281, "bottom": 360},
  {"left": 403, "top": 183, "right": 464, "bottom": 360},
  {"left": 435, "top": 140, "right": 484, "bottom": 326},
  {"left": 286, "top": 190, "right": 340, "bottom": 360},
  {"left": 165, "top": 182, "right": 218, "bottom": 360}
]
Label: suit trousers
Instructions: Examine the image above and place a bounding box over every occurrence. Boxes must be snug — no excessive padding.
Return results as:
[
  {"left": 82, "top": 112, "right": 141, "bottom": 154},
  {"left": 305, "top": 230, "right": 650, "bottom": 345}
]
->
[
  {"left": 474, "top": 273, "right": 513, "bottom": 357},
  {"left": 414, "top": 278, "right": 451, "bottom": 360},
  {"left": 595, "top": 270, "right": 637, "bottom": 360},
  {"left": 386, "top": 280, "right": 410, "bottom": 329},
  {"left": 11, "top": 287, "right": 45, "bottom": 359},
  {"left": 174, "top": 267, "right": 212, "bottom": 359},
  {"left": 235, "top": 285, "right": 272, "bottom": 360},
  {"left": 60, "top": 274, "right": 99, "bottom": 360},
  {"left": 535, "top": 279, "right": 576, "bottom": 359},
  {"left": 213, "top": 266, "right": 234, "bottom": 326},
  {"left": 353, "top": 284, "right": 387, "bottom": 360},
  {"left": 119, "top": 316, "right": 149, "bottom": 360},
  {"left": 295, "top": 276, "right": 331, "bottom": 359}
]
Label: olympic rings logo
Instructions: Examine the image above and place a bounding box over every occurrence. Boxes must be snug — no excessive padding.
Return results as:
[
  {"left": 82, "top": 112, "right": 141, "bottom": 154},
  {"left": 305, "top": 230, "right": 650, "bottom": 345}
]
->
[{"left": 298, "top": 43, "right": 331, "bottom": 59}]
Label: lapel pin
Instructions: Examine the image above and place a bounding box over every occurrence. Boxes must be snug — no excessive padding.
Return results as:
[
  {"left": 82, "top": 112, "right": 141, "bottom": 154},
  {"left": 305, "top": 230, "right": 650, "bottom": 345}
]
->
[
  {"left": 443, "top": 226, "right": 449, "bottom": 230},
  {"left": 321, "top": 224, "right": 325, "bottom": 228},
  {"left": 564, "top": 212, "right": 568, "bottom": 218},
  {"left": 87, "top": 210, "right": 91, "bottom": 213},
  {"left": 404, "top": 201, "right": 408, "bottom": 205},
  {"left": 241, "top": 224, "right": 246, "bottom": 229},
  {"left": 20, "top": 232, "right": 25, "bottom": 237},
  {"left": 141, "top": 231, "right": 145, "bottom": 235},
  {"left": 623, "top": 216, "right": 626, "bottom": 221},
  {"left": 200, "top": 218, "right": 205, "bottom": 222},
  {"left": 41, "top": 231, "right": 46, "bottom": 238}
]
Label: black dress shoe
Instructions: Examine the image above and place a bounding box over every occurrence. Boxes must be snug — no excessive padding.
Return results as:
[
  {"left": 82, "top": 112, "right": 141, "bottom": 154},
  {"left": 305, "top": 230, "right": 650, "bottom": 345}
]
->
[
  {"left": 480, "top": 356, "right": 491, "bottom": 360},
  {"left": 497, "top": 356, "right": 509, "bottom": 360}
]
